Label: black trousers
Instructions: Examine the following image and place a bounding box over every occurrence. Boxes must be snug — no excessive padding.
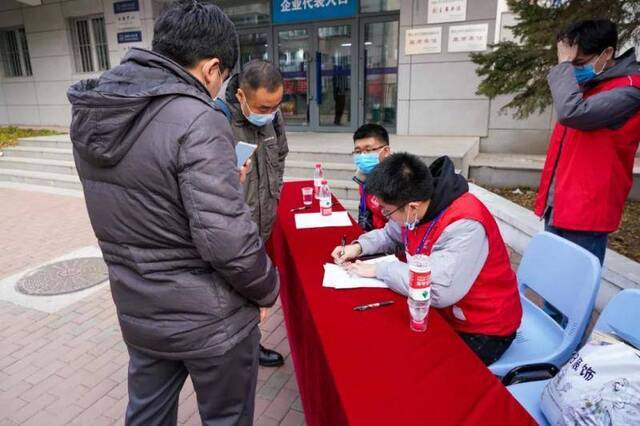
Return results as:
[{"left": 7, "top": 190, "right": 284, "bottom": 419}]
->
[
  {"left": 334, "top": 94, "right": 346, "bottom": 125},
  {"left": 125, "top": 327, "right": 260, "bottom": 426},
  {"left": 458, "top": 331, "right": 516, "bottom": 366}
]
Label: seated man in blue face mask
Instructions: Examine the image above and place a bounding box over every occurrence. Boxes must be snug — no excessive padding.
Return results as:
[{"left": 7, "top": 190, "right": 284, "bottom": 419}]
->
[
  {"left": 223, "top": 59, "right": 288, "bottom": 368},
  {"left": 352, "top": 123, "right": 392, "bottom": 231}
]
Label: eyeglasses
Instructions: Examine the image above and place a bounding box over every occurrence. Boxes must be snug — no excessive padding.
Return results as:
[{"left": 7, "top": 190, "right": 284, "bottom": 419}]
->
[
  {"left": 381, "top": 203, "right": 406, "bottom": 220},
  {"left": 352, "top": 145, "right": 386, "bottom": 155}
]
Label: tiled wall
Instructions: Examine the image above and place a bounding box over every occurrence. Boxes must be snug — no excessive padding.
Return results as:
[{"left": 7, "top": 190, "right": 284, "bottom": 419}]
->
[
  {"left": 397, "top": 0, "right": 554, "bottom": 154},
  {"left": 0, "top": 0, "right": 156, "bottom": 127}
]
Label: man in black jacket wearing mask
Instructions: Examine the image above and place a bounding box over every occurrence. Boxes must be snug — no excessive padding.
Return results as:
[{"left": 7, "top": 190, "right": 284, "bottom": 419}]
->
[{"left": 67, "top": 1, "right": 278, "bottom": 424}]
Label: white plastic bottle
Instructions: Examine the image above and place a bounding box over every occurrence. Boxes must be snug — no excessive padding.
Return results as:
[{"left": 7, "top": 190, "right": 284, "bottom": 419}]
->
[
  {"left": 319, "top": 180, "right": 332, "bottom": 216},
  {"left": 313, "top": 163, "right": 323, "bottom": 199},
  {"left": 407, "top": 254, "right": 432, "bottom": 332}
]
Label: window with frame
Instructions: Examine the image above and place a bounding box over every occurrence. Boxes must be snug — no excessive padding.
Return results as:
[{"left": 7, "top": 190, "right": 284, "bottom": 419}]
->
[
  {"left": 71, "top": 16, "right": 110, "bottom": 73},
  {"left": 0, "top": 28, "right": 33, "bottom": 78}
]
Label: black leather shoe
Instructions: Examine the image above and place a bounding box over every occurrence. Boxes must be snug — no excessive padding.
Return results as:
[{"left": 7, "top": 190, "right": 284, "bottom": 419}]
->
[{"left": 259, "top": 345, "right": 284, "bottom": 367}]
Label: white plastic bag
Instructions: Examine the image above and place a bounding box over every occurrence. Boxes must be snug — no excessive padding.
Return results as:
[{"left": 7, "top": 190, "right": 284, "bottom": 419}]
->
[{"left": 540, "top": 330, "right": 640, "bottom": 425}]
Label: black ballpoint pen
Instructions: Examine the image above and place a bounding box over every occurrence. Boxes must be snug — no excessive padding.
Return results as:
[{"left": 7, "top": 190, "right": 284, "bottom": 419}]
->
[{"left": 353, "top": 301, "right": 395, "bottom": 311}]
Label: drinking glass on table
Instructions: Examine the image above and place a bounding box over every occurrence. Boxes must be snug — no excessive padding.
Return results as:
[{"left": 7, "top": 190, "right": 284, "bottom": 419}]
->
[{"left": 302, "top": 187, "right": 313, "bottom": 206}]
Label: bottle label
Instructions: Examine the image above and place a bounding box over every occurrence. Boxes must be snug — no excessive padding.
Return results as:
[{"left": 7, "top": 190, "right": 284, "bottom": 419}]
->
[
  {"left": 319, "top": 198, "right": 331, "bottom": 208},
  {"left": 409, "top": 267, "right": 431, "bottom": 302},
  {"left": 409, "top": 286, "right": 430, "bottom": 302}
]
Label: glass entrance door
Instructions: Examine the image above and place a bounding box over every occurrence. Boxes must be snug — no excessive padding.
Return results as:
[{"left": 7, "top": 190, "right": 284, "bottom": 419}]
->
[
  {"left": 317, "top": 24, "right": 353, "bottom": 129},
  {"left": 238, "top": 31, "right": 271, "bottom": 67},
  {"left": 359, "top": 18, "right": 399, "bottom": 131},
  {"left": 277, "top": 27, "right": 312, "bottom": 127},
  {"left": 275, "top": 21, "right": 356, "bottom": 131}
]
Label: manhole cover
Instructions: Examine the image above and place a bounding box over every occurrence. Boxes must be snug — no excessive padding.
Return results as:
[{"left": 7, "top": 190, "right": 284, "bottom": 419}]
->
[{"left": 16, "top": 257, "right": 108, "bottom": 296}]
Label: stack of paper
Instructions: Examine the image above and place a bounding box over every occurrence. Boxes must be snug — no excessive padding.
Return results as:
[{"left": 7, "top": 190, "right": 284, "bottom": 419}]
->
[
  {"left": 322, "top": 255, "right": 398, "bottom": 290},
  {"left": 295, "top": 211, "right": 352, "bottom": 229}
]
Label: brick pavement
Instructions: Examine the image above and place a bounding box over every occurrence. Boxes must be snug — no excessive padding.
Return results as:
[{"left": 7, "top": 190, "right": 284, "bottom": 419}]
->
[
  {"left": 0, "top": 189, "right": 96, "bottom": 278},
  {"left": 0, "top": 188, "right": 304, "bottom": 426}
]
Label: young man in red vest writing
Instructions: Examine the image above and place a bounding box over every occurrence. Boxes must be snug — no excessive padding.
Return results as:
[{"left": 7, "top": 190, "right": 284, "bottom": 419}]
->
[
  {"left": 352, "top": 123, "right": 392, "bottom": 231},
  {"left": 332, "top": 153, "right": 522, "bottom": 365},
  {"left": 536, "top": 19, "right": 640, "bottom": 264}
]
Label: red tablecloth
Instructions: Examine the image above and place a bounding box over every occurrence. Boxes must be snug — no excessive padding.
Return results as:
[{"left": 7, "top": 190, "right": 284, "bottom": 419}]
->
[{"left": 267, "top": 181, "right": 534, "bottom": 426}]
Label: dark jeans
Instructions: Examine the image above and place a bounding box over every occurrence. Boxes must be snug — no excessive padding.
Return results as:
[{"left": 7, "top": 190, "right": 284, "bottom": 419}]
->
[
  {"left": 125, "top": 327, "right": 260, "bottom": 426},
  {"left": 458, "top": 332, "right": 517, "bottom": 365},
  {"left": 544, "top": 210, "right": 608, "bottom": 265},
  {"left": 543, "top": 210, "right": 608, "bottom": 326}
]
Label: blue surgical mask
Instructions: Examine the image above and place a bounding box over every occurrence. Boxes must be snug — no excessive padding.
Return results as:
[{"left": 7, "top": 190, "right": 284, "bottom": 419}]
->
[
  {"left": 353, "top": 153, "right": 380, "bottom": 174},
  {"left": 243, "top": 100, "right": 276, "bottom": 127},
  {"left": 573, "top": 51, "right": 606, "bottom": 84},
  {"left": 574, "top": 64, "right": 598, "bottom": 84}
]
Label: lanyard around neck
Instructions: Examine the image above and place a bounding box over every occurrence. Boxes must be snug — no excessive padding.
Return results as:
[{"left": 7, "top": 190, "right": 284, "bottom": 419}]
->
[{"left": 403, "top": 209, "right": 446, "bottom": 256}]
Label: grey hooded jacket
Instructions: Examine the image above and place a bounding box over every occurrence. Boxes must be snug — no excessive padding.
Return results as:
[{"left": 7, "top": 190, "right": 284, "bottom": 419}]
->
[{"left": 67, "top": 48, "right": 279, "bottom": 359}]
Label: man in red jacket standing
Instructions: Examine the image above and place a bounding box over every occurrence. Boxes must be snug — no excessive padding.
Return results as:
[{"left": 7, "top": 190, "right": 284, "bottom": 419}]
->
[{"left": 536, "top": 19, "right": 640, "bottom": 265}]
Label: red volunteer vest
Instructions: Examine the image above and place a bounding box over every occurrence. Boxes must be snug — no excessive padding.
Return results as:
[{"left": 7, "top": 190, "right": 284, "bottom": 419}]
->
[
  {"left": 404, "top": 193, "right": 522, "bottom": 336},
  {"left": 535, "top": 75, "right": 640, "bottom": 232},
  {"left": 358, "top": 184, "right": 387, "bottom": 230}
]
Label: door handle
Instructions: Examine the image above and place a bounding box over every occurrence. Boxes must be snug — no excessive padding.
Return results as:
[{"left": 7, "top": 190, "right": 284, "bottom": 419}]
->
[
  {"left": 315, "top": 51, "right": 322, "bottom": 106},
  {"left": 305, "top": 57, "right": 313, "bottom": 102}
]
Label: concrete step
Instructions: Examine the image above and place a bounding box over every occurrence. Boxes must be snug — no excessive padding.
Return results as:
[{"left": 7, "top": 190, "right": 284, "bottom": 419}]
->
[
  {"left": 0, "top": 168, "right": 81, "bottom": 191},
  {"left": 341, "top": 199, "right": 359, "bottom": 219},
  {"left": 287, "top": 150, "right": 353, "bottom": 164},
  {"left": 1, "top": 146, "right": 73, "bottom": 162},
  {"left": 286, "top": 132, "right": 479, "bottom": 176},
  {"left": 470, "top": 153, "right": 640, "bottom": 200},
  {"left": 286, "top": 160, "right": 356, "bottom": 181},
  {"left": 469, "top": 154, "right": 544, "bottom": 189},
  {"left": 0, "top": 156, "right": 76, "bottom": 175},
  {"left": 17, "top": 135, "right": 72, "bottom": 149}
]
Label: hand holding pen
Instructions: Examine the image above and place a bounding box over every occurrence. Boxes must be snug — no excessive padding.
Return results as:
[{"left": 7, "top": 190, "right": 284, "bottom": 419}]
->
[{"left": 331, "top": 241, "right": 362, "bottom": 265}]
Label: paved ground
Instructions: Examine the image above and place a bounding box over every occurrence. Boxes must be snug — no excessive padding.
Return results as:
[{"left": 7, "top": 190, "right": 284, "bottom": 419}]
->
[
  {"left": 0, "top": 188, "right": 96, "bottom": 278},
  {"left": 0, "top": 188, "right": 304, "bottom": 425}
]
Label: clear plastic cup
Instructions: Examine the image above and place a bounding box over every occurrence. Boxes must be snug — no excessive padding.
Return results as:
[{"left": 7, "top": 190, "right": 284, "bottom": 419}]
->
[
  {"left": 301, "top": 187, "right": 313, "bottom": 206},
  {"left": 408, "top": 298, "right": 429, "bottom": 332}
]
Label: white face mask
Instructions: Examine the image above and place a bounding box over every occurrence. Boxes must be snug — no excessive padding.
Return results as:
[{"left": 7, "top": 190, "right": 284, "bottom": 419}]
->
[
  {"left": 205, "top": 66, "right": 224, "bottom": 98},
  {"left": 404, "top": 206, "right": 418, "bottom": 231}
]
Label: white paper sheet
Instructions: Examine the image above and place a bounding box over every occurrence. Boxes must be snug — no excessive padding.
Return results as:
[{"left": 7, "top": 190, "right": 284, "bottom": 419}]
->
[
  {"left": 322, "top": 255, "right": 398, "bottom": 290},
  {"left": 294, "top": 211, "right": 352, "bottom": 229}
]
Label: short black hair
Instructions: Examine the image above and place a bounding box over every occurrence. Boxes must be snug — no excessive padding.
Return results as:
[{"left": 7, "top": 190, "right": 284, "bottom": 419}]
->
[
  {"left": 240, "top": 60, "right": 284, "bottom": 93},
  {"left": 353, "top": 123, "right": 389, "bottom": 146},
  {"left": 152, "top": 0, "right": 238, "bottom": 71},
  {"left": 366, "top": 153, "right": 433, "bottom": 206},
  {"left": 558, "top": 19, "right": 618, "bottom": 55}
]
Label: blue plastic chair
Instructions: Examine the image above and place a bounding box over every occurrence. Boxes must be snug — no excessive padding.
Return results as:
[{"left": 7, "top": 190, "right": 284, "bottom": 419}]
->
[
  {"left": 489, "top": 232, "right": 601, "bottom": 377},
  {"left": 507, "top": 289, "right": 640, "bottom": 425}
]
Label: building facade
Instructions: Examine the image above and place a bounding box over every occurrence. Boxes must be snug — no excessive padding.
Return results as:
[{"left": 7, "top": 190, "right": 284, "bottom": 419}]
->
[{"left": 0, "top": 0, "right": 553, "bottom": 154}]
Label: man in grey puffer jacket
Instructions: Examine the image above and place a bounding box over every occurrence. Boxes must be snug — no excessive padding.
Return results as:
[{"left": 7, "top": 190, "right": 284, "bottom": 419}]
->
[{"left": 67, "top": 2, "right": 278, "bottom": 424}]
